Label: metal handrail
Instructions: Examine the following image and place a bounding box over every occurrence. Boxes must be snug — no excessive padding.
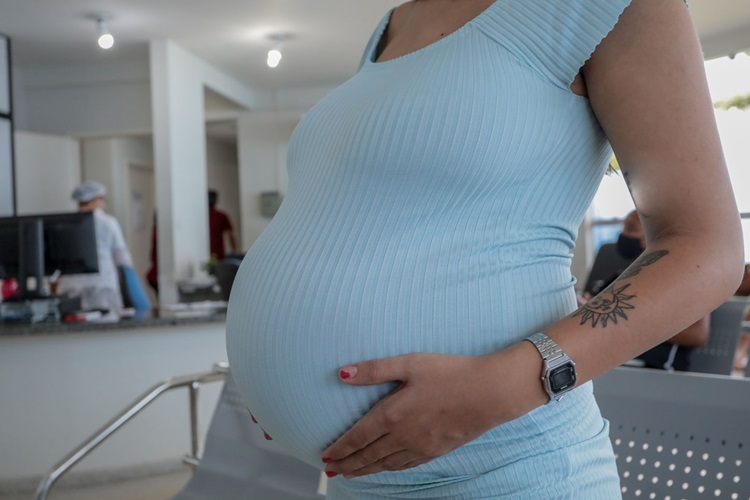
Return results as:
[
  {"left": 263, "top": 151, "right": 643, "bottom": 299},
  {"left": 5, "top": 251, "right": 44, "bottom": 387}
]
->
[{"left": 34, "top": 362, "right": 229, "bottom": 500}]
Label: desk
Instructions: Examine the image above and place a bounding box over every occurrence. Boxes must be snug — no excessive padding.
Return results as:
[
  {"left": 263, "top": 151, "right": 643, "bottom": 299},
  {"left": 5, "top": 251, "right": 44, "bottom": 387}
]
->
[{"left": 0, "top": 315, "right": 227, "bottom": 487}]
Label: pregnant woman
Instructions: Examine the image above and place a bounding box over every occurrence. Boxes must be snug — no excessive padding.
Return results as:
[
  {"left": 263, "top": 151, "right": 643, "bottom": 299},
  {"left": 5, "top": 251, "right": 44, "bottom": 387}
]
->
[{"left": 226, "top": 0, "right": 743, "bottom": 497}]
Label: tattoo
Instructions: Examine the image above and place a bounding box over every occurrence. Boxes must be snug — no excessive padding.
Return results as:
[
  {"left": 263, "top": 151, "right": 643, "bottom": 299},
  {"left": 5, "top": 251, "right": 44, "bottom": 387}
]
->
[
  {"left": 573, "top": 283, "right": 636, "bottom": 328},
  {"left": 619, "top": 250, "right": 668, "bottom": 279},
  {"left": 573, "top": 250, "right": 669, "bottom": 328}
]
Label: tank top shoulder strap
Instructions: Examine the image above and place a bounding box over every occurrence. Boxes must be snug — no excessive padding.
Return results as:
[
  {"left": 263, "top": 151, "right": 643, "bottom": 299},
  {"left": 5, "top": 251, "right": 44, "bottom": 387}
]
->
[
  {"left": 474, "top": 0, "right": 636, "bottom": 89},
  {"left": 357, "top": 8, "right": 396, "bottom": 71}
]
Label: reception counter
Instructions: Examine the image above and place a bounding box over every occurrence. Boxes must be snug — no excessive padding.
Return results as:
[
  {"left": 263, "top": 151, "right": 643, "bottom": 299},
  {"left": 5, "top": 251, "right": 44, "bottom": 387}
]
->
[
  {"left": 0, "top": 314, "right": 228, "bottom": 489},
  {"left": 0, "top": 311, "right": 226, "bottom": 337}
]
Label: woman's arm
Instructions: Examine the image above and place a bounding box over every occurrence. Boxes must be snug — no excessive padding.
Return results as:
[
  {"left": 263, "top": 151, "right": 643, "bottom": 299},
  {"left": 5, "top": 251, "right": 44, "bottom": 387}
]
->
[
  {"left": 321, "top": 0, "right": 744, "bottom": 478},
  {"left": 544, "top": 0, "right": 743, "bottom": 386}
]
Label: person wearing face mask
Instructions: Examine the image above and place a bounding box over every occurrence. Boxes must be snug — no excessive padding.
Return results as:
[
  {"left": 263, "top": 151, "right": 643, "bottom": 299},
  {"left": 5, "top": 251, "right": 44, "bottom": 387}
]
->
[
  {"left": 581, "top": 210, "right": 709, "bottom": 370},
  {"left": 581, "top": 210, "right": 646, "bottom": 300}
]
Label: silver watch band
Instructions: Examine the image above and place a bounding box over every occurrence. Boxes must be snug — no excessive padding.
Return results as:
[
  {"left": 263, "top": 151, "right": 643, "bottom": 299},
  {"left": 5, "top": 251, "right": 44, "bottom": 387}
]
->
[
  {"left": 525, "top": 332, "right": 577, "bottom": 403},
  {"left": 526, "top": 332, "right": 566, "bottom": 364}
]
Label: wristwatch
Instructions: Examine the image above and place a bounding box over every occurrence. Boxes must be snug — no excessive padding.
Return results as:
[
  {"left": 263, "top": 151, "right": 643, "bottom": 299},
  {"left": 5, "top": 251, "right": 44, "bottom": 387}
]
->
[{"left": 524, "top": 332, "right": 577, "bottom": 403}]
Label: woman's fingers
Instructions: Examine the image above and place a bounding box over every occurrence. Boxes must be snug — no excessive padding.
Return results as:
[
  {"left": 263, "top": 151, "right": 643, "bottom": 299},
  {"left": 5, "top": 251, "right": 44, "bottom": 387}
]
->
[
  {"left": 342, "top": 450, "right": 416, "bottom": 478},
  {"left": 321, "top": 352, "right": 533, "bottom": 478},
  {"left": 325, "top": 433, "right": 404, "bottom": 477}
]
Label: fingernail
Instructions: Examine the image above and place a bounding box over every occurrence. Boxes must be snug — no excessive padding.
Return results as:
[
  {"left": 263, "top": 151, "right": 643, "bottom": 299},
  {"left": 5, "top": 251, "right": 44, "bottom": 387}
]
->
[
  {"left": 264, "top": 431, "right": 273, "bottom": 440},
  {"left": 250, "top": 414, "right": 258, "bottom": 424},
  {"left": 322, "top": 457, "right": 333, "bottom": 463},
  {"left": 325, "top": 471, "right": 338, "bottom": 478},
  {"left": 339, "top": 366, "right": 357, "bottom": 379}
]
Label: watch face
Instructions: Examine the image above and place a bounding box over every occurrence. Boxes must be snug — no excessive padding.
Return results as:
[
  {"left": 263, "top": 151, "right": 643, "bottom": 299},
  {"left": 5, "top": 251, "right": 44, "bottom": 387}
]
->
[{"left": 549, "top": 363, "right": 576, "bottom": 393}]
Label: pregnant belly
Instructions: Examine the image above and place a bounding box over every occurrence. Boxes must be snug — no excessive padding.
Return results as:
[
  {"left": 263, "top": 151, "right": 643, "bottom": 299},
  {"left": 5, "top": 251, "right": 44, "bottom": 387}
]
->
[
  {"left": 225, "top": 249, "right": 425, "bottom": 467},
  {"left": 226, "top": 320, "right": 398, "bottom": 468},
  {"left": 224, "top": 234, "right": 576, "bottom": 469}
]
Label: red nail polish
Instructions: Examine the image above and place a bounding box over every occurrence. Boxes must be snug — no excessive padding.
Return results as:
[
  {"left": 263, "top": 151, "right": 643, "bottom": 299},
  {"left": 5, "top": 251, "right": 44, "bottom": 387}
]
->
[
  {"left": 339, "top": 369, "right": 351, "bottom": 379},
  {"left": 250, "top": 414, "right": 258, "bottom": 424},
  {"left": 264, "top": 431, "right": 273, "bottom": 440},
  {"left": 325, "top": 471, "right": 338, "bottom": 478},
  {"left": 322, "top": 457, "right": 333, "bottom": 463}
]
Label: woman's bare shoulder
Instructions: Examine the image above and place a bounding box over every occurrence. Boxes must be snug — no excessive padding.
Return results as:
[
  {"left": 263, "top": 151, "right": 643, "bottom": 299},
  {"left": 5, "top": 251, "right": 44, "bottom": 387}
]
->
[{"left": 386, "top": 2, "right": 416, "bottom": 38}]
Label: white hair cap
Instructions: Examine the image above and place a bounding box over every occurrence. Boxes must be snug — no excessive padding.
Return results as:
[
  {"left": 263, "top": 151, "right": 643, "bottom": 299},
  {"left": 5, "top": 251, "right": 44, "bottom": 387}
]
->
[{"left": 71, "top": 180, "right": 107, "bottom": 203}]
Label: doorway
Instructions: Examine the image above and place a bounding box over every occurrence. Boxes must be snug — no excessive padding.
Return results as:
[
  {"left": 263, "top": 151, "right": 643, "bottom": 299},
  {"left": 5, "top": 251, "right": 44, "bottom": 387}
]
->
[{"left": 127, "top": 163, "right": 156, "bottom": 304}]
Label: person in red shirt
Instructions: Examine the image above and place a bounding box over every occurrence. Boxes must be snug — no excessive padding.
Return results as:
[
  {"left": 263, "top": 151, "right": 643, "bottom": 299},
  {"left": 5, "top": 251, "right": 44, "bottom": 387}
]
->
[
  {"left": 208, "top": 190, "right": 238, "bottom": 261},
  {"left": 145, "top": 193, "right": 239, "bottom": 294}
]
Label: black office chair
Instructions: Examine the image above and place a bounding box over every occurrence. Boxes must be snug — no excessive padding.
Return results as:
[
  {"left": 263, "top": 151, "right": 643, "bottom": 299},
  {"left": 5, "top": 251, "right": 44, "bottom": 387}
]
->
[
  {"left": 583, "top": 242, "right": 635, "bottom": 295},
  {"left": 213, "top": 258, "right": 242, "bottom": 302}
]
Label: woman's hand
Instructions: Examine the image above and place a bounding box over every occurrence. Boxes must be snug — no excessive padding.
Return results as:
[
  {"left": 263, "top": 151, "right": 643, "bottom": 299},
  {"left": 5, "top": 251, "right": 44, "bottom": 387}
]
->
[{"left": 321, "top": 345, "right": 546, "bottom": 478}]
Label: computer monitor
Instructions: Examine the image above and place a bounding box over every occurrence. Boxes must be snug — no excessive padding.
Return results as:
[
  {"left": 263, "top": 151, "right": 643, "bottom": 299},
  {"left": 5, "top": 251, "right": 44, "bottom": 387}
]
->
[{"left": 0, "top": 211, "right": 99, "bottom": 298}]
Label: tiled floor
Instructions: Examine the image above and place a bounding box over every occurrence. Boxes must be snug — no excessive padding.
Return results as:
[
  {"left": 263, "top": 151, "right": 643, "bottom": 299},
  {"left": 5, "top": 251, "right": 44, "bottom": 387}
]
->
[{"left": 0, "top": 469, "right": 191, "bottom": 500}]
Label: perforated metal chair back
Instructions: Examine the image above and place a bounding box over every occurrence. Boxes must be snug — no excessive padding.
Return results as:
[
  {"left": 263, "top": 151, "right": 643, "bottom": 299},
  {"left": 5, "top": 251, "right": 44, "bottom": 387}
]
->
[
  {"left": 595, "top": 367, "right": 750, "bottom": 500},
  {"left": 689, "top": 298, "right": 748, "bottom": 375},
  {"left": 173, "top": 371, "right": 323, "bottom": 500}
]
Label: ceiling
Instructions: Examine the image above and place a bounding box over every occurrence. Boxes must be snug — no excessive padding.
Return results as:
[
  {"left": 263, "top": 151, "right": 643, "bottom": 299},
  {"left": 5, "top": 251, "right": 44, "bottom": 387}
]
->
[{"left": 1, "top": 0, "right": 750, "bottom": 93}]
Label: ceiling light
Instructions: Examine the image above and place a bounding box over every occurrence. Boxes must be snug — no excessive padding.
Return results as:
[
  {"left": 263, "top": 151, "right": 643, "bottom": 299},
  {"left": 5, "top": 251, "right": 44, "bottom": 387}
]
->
[
  {"left": 96, "top": 17, "right": 114, "bottom": 50},
  {"left": 267, "top": 33, "right": 291, "bottom": 69},
  {"left": 267, "top": 49, "right": 282, "bottom": 68}
]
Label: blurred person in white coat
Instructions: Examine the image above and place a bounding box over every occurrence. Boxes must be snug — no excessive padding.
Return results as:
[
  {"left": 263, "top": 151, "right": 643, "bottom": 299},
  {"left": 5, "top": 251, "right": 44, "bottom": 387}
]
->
[{"left": 57, "top": 181, "right": 134, "bottom": 318}]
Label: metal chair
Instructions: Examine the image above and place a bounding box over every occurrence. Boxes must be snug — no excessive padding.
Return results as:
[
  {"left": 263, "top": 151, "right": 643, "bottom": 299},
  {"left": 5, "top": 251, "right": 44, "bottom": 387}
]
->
[
  {"left": 688, "top": 297, "right": 748, "bottom": 375},
  {"left": 595, "top": 367, "right": 750, "bottom": 499},
  {"left": 172, "top": 370, "right": 323, "bottom": 500}
]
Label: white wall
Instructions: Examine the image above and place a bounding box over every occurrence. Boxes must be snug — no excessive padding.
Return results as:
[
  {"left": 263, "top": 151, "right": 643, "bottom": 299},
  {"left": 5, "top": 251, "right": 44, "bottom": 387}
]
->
[
  {"left": 237, "top": 114, "right": 298, "bottom": 249},
  {"left": 14, "top": 131, "right": 80, "bottom": 215},
  {"left": 15, "top": 62, "right": 152, "bottom": 136},
  {"left": 0, "top": 323, "right": 227, "bottom": 482},
  {"left": 81, "top": 136, "right": 154, "bottom": 231}
]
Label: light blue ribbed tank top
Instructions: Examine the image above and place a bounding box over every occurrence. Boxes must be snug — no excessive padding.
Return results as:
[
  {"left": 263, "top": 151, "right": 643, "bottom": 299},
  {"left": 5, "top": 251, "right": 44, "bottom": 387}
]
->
[{"left": 227, "top": 1, "right": 632, "bottom": 497}]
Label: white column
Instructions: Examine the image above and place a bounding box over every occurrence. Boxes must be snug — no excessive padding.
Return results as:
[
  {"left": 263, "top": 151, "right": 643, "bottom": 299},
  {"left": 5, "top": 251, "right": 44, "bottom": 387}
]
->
[{"left": 150, "top": 40, "right": 210, "bottom": 307}]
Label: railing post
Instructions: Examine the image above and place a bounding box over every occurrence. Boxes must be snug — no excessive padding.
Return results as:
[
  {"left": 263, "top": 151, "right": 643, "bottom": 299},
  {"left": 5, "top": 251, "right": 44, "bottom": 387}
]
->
[{"left": 189, "top": 381, "right": 201, "bottom": 461}]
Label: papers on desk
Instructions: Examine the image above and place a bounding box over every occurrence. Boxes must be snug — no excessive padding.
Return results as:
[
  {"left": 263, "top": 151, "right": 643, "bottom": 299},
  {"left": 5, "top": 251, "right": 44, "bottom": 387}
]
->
[{"left": 162, "top": 301, "right": 227, "bottom": 318}]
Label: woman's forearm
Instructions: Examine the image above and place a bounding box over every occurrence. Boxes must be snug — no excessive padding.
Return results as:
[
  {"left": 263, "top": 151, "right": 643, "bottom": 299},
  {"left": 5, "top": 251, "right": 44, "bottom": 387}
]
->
[
  {"left": 554, "top": 232, "right": 741, "bottom": 385},
  {"left": 485, "top": 231, "right": 743, "bottom": 421}
]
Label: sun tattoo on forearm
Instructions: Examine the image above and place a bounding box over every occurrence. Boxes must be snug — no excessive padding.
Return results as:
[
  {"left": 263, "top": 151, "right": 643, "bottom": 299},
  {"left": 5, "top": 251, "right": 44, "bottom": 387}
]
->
[{"left": 573, "top": 250, "right": 669, "bottom": 328}]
